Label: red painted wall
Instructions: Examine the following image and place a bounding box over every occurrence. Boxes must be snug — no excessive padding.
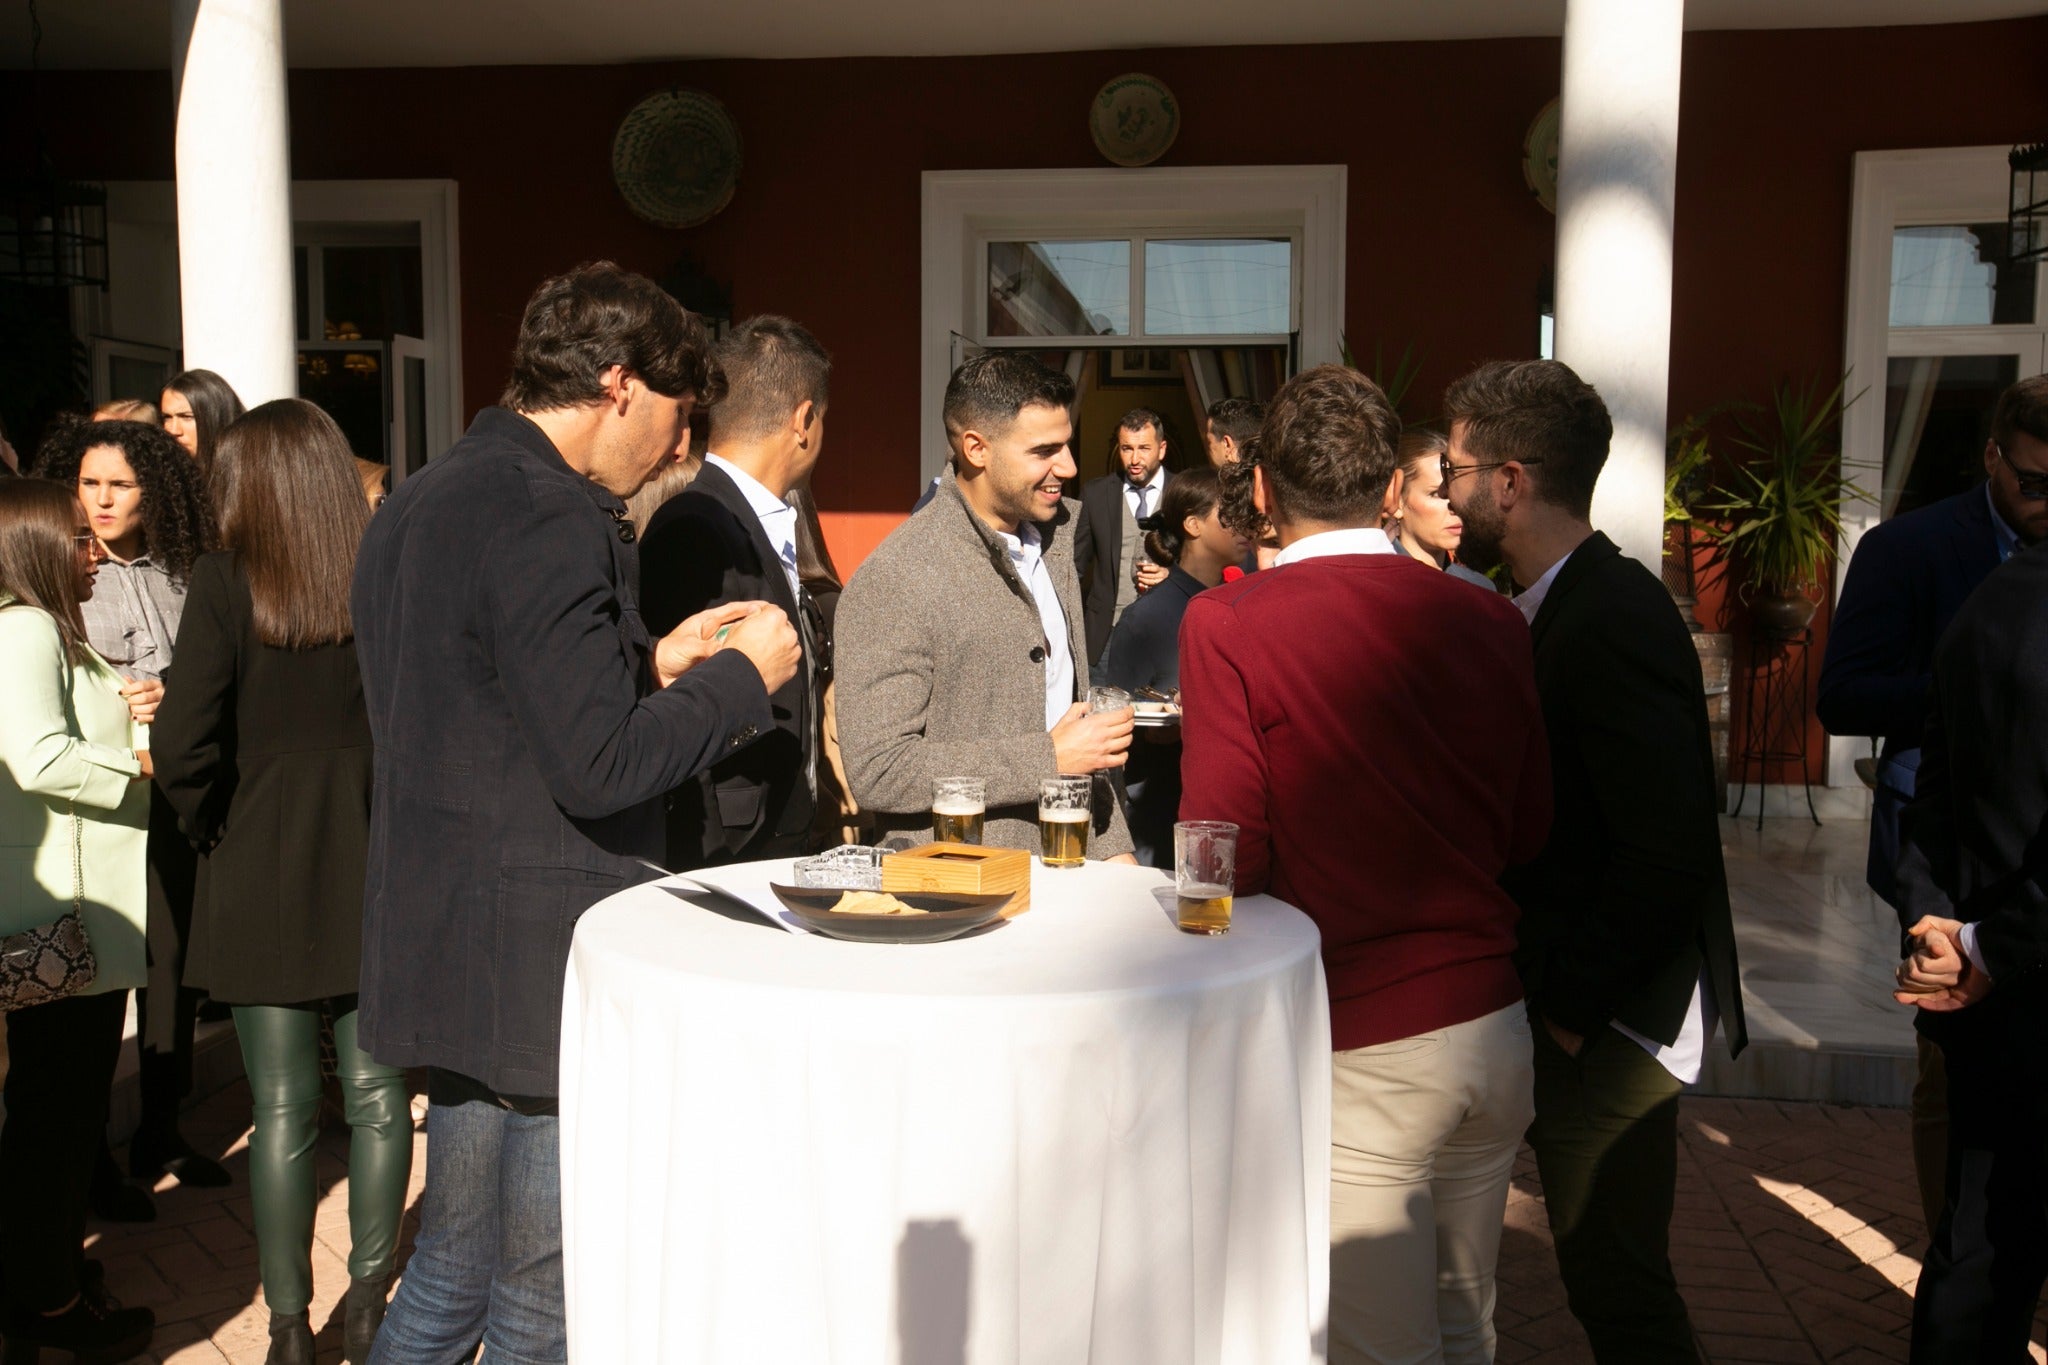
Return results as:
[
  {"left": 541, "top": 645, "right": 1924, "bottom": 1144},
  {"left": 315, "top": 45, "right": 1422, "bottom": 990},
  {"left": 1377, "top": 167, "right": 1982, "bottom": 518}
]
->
[{"left": 8, "top": 17, "right": 2046, "bottom": 782}]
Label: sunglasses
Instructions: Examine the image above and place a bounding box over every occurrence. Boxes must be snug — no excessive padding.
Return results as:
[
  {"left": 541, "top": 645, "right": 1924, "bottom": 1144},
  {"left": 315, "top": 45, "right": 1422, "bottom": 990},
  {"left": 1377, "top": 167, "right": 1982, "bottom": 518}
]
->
[
  {"left": 1440, "top": 453, "right": 1545, "bottom": 485},
  {"left": 73, "top": 531, "right": 104, "bottom": 558},
  {"left": 1995, "top": 443, "right": 2048, "bottom": 500}
]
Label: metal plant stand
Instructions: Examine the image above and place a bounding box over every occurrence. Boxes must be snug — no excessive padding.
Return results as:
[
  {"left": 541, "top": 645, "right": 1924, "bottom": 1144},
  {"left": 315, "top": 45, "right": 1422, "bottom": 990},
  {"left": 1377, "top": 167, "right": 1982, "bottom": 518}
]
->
[{"left": 1728, "top": 627, "right": 1820, "bottom": 830}]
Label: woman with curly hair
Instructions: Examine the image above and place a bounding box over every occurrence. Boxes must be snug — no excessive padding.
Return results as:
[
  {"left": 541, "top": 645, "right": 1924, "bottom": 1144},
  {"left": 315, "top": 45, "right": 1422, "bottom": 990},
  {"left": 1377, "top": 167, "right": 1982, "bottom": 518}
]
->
[
  {"left": 160, "top": 368, "right": 246, "bottom": 480},
  {"left": 30, "top": 417, "right": 229, "bottom": 1212}
]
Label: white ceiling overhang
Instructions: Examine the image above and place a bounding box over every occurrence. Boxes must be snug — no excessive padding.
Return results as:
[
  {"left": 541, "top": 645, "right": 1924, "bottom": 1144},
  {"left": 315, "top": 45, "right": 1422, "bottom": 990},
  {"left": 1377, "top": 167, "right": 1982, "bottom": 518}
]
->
[{"left": 7, "top": 0, "right": 2047, "bottom": 70}]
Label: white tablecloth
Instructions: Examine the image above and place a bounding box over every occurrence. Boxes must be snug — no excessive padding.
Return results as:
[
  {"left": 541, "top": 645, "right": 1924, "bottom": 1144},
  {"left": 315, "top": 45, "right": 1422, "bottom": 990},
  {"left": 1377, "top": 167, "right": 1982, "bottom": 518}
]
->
[{"left": 560, "top": 858, "right": 1330, "bottom": 1364}]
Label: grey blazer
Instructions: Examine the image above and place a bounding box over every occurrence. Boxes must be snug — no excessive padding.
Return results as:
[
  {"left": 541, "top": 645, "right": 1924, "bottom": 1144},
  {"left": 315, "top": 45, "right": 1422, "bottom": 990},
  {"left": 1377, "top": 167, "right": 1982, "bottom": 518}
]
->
[{"left": 837, "top": 468, "right": 1133, "bottom": 858}]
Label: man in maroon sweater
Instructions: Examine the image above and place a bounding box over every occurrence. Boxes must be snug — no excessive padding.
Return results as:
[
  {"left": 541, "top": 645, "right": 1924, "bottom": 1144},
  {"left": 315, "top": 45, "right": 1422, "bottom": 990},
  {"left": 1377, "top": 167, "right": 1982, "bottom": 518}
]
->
[{"left": 1179, "top": 365, "right": 1553, "bottom": 1363}]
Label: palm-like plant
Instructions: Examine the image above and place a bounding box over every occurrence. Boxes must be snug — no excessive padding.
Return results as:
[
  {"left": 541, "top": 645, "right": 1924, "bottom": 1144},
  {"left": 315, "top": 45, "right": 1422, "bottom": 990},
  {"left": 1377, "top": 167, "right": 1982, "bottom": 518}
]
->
[{"left": 1702, "top": 374, "right": 1866, "bottom": 605}]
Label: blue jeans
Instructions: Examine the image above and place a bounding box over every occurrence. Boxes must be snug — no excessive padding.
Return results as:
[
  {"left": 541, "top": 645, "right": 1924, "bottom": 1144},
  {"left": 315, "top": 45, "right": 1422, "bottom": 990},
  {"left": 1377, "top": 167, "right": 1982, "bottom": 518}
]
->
[{"left": 369, "top": 1090, "right": 565, "bottom": 1364}]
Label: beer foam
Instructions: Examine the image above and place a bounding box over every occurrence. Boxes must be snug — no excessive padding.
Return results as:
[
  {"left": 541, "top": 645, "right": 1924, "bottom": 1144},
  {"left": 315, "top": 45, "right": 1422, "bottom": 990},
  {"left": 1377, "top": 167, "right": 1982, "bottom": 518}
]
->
[
  {"left": 1038, "top": 808, "right": 1090, "bottom": 823},
  {"left": 932, "top": 801, "right": 984, "bottom": 816}
]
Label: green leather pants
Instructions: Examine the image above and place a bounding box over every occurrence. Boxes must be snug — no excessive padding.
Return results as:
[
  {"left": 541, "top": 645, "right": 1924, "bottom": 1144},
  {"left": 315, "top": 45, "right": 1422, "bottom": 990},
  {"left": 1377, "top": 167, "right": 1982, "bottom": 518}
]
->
[{"left": 232, "top": 1003, "right": 412, "bottom": 1314}]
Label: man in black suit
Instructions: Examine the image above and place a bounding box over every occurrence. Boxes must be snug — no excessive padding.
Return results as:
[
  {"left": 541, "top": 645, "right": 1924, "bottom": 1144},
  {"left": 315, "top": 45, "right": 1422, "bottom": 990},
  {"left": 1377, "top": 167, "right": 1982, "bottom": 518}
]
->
[
  {"left": 352, "top": 263, "right": 800, "bottom": 1357},
  {"left": 1821, "top": 374, "right": 2048, "bottom": 1233},
  {"left": 1891, "top": 535, "right": 2048, "bottom": 1362},
  {"left": 1073, "top": 407, "right": 1171, "bottom": 665},
  {"left": 1444, "top": 359, "right": 1747, "bottom": 1364},
  {"left": 640, "top": 316, "right": 830, "bottom": 867}
]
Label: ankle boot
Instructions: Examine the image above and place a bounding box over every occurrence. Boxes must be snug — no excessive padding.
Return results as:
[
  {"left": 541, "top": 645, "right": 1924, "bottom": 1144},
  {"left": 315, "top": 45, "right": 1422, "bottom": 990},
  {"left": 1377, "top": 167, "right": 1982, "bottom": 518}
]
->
[
  {"left": 343, "top": 1273, "right": 391, "bottom": 1363},
  {"left": 264, "top": 1309, "right": 314, "bottom": 1365}
]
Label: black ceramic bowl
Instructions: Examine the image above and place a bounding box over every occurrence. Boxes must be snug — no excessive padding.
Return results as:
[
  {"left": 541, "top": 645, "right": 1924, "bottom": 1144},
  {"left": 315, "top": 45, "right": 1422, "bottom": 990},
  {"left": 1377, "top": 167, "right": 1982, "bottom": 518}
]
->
[{"left": 768, "top": 885, "right": 1010, "bottom": 944}]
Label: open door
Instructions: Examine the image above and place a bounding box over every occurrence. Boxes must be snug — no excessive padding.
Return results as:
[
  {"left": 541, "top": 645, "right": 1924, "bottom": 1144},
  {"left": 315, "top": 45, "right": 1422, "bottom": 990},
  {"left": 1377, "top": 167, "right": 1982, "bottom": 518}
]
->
[{"left": 389, "top": 335, "right": 431, "bottom": 482}]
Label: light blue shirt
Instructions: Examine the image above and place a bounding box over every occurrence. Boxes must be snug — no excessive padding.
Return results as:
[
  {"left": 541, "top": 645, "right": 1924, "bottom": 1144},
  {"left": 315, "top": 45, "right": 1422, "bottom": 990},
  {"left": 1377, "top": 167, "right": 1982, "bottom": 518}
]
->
[{"left": 704, "top": 453, "right": 800, "bottom": 602}]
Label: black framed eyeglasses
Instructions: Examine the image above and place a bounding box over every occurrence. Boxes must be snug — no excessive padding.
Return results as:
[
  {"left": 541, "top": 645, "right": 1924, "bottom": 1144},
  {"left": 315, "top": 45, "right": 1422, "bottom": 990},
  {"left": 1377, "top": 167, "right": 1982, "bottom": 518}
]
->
[
  {"left": 1994, "top": 443, "right": 2048, "bottom": 500},
  {"left": 1440, "top": 453, "right": 1544, "bottom": 485}
]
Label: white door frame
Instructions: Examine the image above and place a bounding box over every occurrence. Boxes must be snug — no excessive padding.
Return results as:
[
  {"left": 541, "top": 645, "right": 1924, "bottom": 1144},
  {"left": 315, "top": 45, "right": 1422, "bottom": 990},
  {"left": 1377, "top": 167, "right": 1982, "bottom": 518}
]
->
[
  {"left": 1834, "top": 146, "right": 2045, "bottom": 786},
  {"left": 292, "top": 180, "right": 463, "bottom": 461},
  {"left": 920, "top": 165, "right": 1347, "bottom": 487}
]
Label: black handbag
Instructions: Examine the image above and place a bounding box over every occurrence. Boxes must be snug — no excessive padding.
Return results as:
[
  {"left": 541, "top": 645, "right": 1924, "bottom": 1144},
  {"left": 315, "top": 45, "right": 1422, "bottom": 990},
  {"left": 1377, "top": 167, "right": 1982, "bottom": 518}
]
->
[{"left": 0, "top": 803, "right": 99, "bottom": 1011}]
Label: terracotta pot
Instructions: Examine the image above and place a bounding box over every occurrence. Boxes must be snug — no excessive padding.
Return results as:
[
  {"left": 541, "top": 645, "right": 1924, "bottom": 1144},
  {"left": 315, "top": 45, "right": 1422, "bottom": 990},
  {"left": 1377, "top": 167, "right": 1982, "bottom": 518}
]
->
[{"left": 1750, "top": 590, "right": 1819, "bottom": 639}]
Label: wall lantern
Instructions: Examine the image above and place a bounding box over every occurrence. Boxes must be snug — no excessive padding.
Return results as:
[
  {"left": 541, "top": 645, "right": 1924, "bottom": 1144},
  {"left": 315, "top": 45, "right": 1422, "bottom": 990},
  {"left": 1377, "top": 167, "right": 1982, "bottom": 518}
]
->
[
  {"left": 0, "top": 173, "right": 110, "bottom": 290},
  {"left": 2011, "top": 140, "right": 2048, "bottom": 267}
]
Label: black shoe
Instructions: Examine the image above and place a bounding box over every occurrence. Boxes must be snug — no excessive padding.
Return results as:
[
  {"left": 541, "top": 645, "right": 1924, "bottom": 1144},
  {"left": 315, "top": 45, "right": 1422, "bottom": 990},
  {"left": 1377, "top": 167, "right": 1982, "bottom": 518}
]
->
[
  {"left": 88, "top": 1148, "right": 157, "bottom": 1223},
  {"left": 2, "top": 1294, "right": 153, "bottom": 1365},
  {"left": 343, "top": 1273, "right": 391, "bottom": 1363},
  {"left": 127, "top": 1129, "right": 231, "bottom": 1188},
  {"left": 264, "top": 1309, "right": 314, "bottom": 1365}
]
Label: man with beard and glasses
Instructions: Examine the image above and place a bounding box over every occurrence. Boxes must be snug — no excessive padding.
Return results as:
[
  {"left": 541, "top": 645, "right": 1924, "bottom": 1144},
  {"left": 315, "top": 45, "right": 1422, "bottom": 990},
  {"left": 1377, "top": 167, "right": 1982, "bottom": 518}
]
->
[
  {"left": 835, "top": 353, "right": 1136, "bottom": 860},
  {"left": 1441, "top": 358, "right": 1746, "bottom": 1364}
]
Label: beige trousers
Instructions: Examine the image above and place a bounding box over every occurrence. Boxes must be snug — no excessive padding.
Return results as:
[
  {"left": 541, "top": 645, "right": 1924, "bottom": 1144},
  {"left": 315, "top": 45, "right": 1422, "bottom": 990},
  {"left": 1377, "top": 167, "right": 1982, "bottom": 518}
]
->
[{"left": 1329, "top": 1001, "right": 1536, "bottom": 1365}]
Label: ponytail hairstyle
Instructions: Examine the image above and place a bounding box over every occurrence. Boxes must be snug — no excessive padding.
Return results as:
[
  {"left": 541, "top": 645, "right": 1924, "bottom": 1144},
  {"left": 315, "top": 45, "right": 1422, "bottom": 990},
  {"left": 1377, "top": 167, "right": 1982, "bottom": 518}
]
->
[{"left": 1138, "top": 466, "right": 1222, "bottom": 566}]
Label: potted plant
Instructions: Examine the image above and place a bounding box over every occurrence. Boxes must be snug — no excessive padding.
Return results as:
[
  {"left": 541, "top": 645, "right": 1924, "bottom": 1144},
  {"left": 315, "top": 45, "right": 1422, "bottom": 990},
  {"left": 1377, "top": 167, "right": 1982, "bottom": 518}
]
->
[{"left": 1703, "top": 374, "right": 1865, "bottom": 639}]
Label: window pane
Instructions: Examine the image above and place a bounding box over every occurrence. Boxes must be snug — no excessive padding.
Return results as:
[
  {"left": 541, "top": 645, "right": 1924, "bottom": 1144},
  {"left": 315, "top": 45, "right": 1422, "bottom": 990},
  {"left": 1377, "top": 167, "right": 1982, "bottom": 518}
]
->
[
  {"left": 1144, "top": 238, "right": 1291, "bottom": 336},
  {"left": 1881, "top": 353, "right": 2017, "bottom": 518},
  {"left": 987, "top": 241, "right": 1128, "bottom": 337},
  {"left": 1889, "top": 224, "right": 2037, "bottom": 327},
  {"left": 320, "top": 244, "right": 425, "bottom": 341}
]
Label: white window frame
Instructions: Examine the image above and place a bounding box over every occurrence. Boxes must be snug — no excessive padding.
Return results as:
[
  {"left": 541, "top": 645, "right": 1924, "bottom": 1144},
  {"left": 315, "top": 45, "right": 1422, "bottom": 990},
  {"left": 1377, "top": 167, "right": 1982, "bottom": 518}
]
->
[
  {"left": 921, "top": 166, "right": 1346, "bottom": 486},
  {"left": 976, "top": 229, "right": 1302, "bottom": 348},
  {"left": 1834, "top": 146, "right": 2047, "bottom": 786}
]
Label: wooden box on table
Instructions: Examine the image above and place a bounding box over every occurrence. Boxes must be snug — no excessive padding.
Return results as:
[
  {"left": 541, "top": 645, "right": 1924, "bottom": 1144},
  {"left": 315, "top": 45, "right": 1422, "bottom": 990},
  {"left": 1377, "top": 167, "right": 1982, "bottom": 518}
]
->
[{"left": 881, "top": 843, "right": 1031, "bottom": 918}]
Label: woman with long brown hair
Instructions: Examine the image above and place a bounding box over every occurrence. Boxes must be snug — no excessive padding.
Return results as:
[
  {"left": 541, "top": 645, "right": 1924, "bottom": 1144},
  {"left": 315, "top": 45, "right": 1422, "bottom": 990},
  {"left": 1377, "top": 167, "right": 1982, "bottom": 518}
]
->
[
  {"left": 0, "top": 479, "right": 157, "bottom": 1361},
  {"left": 151, "top": 399, "right": 408, "bottom": 1365},
  {"left": 159, "top": 368, "right": 246, "bottom": 480}
]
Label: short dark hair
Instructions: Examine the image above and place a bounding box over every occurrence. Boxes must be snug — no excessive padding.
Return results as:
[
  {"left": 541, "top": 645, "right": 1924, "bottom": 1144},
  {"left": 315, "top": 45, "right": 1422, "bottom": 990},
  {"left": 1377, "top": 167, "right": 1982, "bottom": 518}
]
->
[
  {"left": 942, "top": 353, "right": 1074, "bottom": 452},
  {"left": 1207, "top": 396, "right": 1264, "bottom": 446},
  {"left": 1254, "top": 365, "right": 1402, "bottom": 526},
  {"left": 1441, "top": 359, "right": 1612, "bottom": 519},
  {"left": 163, "top": 368, "right": 246, "bottom": 478},
  {"left": 1116, "top": 407, "right": 1165, "bottom": 441},
  {"left": 1141, "top": 465, "right": 1222, "bottom": 565},
  {"left": 708, "top": 315, "right": 831, "bottom": 444},
  {"left": 1991, "top": 373, "right": 2048, "bottom": 452},
  {"left": 501, "top": 261, "right": 727, "bottom": 414}
]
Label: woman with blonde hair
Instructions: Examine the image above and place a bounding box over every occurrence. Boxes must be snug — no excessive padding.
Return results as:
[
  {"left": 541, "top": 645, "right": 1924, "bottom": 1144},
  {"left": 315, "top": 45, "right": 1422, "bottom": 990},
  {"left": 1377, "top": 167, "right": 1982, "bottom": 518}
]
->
[
  {"left": 0, "top": 479, "right": 157, "bottom": 1361},
  {"left": 1386, "top": 427, "right": 1494, "bottom": 590},
  {"left": 153, "top": 399, "right": 407, "bottom": 1364}
]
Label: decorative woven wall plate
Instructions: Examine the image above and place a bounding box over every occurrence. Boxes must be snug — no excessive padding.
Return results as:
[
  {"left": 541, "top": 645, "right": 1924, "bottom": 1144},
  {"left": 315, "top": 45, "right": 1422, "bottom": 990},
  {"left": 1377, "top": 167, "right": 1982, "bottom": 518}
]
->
[
  {"left": 1090, "top": 74, "right": 1179, "bottom": 169},
  {"left": 1524, "top": 97, "right": 1560, "bottom": 215},
  {"left": 612, "top": 88, "right": 743, "bottom": 229}
]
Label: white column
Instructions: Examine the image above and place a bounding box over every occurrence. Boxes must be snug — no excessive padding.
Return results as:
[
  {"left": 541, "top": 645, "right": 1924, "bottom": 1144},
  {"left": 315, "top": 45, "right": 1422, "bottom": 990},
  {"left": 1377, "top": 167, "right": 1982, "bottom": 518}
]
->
[
  {"left": 1553, "top": 0, "right": 1683, "bottom": 571},
  {"left": 172, "top": 0, "right": 297, "bottom": 405}
]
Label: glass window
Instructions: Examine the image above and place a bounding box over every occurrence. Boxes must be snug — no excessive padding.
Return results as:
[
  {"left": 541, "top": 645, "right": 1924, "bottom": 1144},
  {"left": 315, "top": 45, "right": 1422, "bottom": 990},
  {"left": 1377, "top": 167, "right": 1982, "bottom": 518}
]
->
[
  {"left": 1880, "top": 352, "right": 2018, "bottom": 517},
  {"left": 1144, "top": 238, "right": 1291, "bottom": 336},
  {"left": 320, "top": 244, "right": 425, "bottom": 342},
  {"left": 1889, "top": 224, "right": 2038, "bottom": 327},
  {"left": 987, "top": 240, "right": 1129, "bottom": 337}
]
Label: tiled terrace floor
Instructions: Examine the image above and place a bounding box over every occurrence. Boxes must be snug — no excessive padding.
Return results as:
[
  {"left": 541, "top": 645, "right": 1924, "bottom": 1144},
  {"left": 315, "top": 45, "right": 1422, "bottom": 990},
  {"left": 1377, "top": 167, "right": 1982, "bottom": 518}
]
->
[{"left": 76, "top": 1081, "right": 2048, "bottom": 1363}]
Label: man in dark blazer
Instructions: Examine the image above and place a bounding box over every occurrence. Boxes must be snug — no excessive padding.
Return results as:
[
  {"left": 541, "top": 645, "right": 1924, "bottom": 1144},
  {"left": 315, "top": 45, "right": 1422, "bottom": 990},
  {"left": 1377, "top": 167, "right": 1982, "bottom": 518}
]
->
[
  {"left": 1890, "top": 537, "right": 2048, "bottom": 1362},
  {"left": 1072, "top": 407, "right": 1171, "bottom": 665},
  {"left": 351, "top": 263, "right": 799, "bottom": 1357},
  {"left": 1820, "top": 374, "right": 2048, "bottom": 1232},
  {"left": 1444, "top": 359, "right": 1747, "bottom": 1364},
  {"left": 640, "top": 316, "right": 830, "bottom": 868}
]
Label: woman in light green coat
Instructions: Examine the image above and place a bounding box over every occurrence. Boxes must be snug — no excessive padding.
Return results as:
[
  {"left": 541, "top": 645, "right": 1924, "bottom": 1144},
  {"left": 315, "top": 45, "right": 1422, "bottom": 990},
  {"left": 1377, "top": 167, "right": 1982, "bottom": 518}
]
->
[{"left": 0, "top": 478, "right": 156, "bottom": 1361}]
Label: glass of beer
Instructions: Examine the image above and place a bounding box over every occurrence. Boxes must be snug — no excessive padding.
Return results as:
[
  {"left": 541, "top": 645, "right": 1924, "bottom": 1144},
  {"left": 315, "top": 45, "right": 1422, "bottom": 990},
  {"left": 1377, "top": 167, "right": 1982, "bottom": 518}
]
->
[
  {"left": 1174, "top": 821, "right": 1238, "bottom": 935},
  {"left": 931, "top": 778, "right": 985, "bottom": 845},
  {"left": 1038, "top": 775, "right": 1092, "bottom": 868}
]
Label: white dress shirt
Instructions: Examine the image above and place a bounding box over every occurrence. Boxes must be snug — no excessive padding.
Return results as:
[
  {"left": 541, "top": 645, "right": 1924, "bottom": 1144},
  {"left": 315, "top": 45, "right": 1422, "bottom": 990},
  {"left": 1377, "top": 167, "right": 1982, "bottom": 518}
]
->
[
  {"left": 1271, "top": 526, "right": 1401, "bottom": 566},
  {"left": 997, "top": 523, "right": 1077, "bottom": 731},
  {"left": 1123, "top": 465, "right": 1167, "bottom": 525},
  {"left": 704, "top": 453, "right": 800, "bottom": 602},
  {"left": 1514, "top": 540, "right": 1716, "bottom": 1083}
]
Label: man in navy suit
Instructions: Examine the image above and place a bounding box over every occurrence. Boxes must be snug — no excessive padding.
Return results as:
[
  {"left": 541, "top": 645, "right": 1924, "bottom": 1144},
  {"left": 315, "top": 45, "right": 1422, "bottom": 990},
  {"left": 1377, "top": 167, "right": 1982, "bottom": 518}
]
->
[
  {"left": 1818, "top": 373, "right": 2048, "bottom": 1234},
  {"left": 640, "top": 316, "right": 832, "bottom": 868}
]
